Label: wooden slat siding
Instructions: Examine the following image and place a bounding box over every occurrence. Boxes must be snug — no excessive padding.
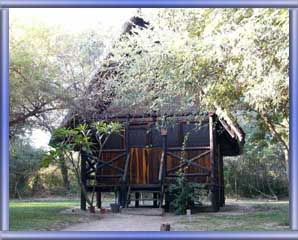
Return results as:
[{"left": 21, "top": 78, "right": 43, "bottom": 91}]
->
[
  {"left": 166, "top": 149, "right": 211, "bottom": 183},
  {"left": 94, "top": 149, "right": 214, "bottom": 187},
  {"left": 178, "top": 122, "right": 183, "bottom": 146},
  {"left": 99, "top": 151, "right": 126, "bottom": 185},
  {"left": 130, "top": 148, "right": 139, "bottom": 184},
  {"left": 129, "top": 148, "right": 133, "bottom": 183},
  {"left": 128, "top": 147, "right": 162, "bottom": 184},
  {"left": 166, "top": 150, "right": 211, "bottom": 173},
  {"left": 136, "top": 148, "right": 140, "bottom": 183},
  {"left": 97, "top": 152, "right": 126, "bottom": 172},
  {"left": 142, "top": 149, "right": 146, "bottom": 183},
  {"left": 102, "top": 149, "right": 125, "bottom": 152}
]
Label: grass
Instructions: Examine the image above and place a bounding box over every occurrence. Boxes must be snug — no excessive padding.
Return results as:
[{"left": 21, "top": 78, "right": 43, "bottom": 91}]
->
[
  {"left": 176, "top": 201, "right": 289, "bottom": 231},
  {"left": 9, "top": 198, "right": 290, "bottom": 231},
  {"left": 10, "top": 200, "right": 82, "bottom": 231}
]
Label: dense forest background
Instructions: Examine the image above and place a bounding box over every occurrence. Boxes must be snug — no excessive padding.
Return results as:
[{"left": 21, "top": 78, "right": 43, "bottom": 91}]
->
[{"left": 9, "top": 8, "right": 288, "bottom": 200}]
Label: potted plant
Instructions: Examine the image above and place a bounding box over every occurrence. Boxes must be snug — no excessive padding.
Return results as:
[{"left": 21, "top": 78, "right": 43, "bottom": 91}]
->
[{"left": 88, "top": 205, "right": 96, "bottom": 213}]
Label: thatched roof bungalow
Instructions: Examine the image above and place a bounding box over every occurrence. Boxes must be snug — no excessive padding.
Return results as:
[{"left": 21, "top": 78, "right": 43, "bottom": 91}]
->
[{"left": 56, "top": 16, "right": 245, "bottom": 212}]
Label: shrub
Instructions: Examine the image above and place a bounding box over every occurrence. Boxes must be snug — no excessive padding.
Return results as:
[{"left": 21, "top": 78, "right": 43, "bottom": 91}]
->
[{"left": 168, "top": 174, "right": 201, "bottom": 215}]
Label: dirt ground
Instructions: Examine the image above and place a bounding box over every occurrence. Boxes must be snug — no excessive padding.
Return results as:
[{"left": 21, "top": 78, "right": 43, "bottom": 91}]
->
[{"left": 61, "top": 199, "right": 289, "bottom": 231}]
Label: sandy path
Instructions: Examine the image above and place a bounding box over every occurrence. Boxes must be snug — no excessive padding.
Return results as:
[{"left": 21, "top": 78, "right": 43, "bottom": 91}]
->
[
  {"left": 61, "top": 199, "right": 288, "bottom": 231},
  {"left": 62, "top": 213, "right": 179, "bottom": 231}
]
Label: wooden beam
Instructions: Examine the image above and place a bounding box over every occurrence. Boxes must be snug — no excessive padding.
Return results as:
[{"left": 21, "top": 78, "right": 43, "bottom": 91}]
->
[
  {"left": 102, "top": 149, "right": 126, "bottom": 153},
  {"left": 158, "top": 151, "right": 165, "bottom": 182},
  {"left": 167, "top": 173, "right": 210, "bottom": 177},
  {"left": 88, "top": 174, "right": 123, "bottom": 179},
  {"left": 161, "top": 129, "right": 168, "bottom": 180},
  {"left": 122, "top": 153, "right": 130, "bottom": 182},
  {"left": 97, "top": 152, "right": 126, "bottom": 171},
  {"left": 168, "top": 146, "right": 210, "bottom": 151},
  {"left": 166, "top": 150, "right": 211, "bottom": 173}
]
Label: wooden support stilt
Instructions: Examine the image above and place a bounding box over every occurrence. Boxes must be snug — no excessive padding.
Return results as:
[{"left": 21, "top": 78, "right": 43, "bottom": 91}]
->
[
  {"left": 164, "top": 191, "right": 170, "bottom": 211},
  {"left": 135, "top": 192, "right": 140, "bottom": 207},
  {"left": 218, "top": 147, "right": 225, "bottom": 207},
  {"left": 96, "top": 192, "right": 101, "bottom": 209},
  {"left": 121, "top": 118, "right": 130, "bottom": 208},
  {"left": 153, "top": 193, "right": 158, "bottom": 207},
  {"left": 209, "top": 113, "right": 220, "bottom": 212}
]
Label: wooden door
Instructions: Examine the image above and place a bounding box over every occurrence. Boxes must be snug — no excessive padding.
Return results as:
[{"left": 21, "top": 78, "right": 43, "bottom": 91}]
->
[{"left": 129, "top": 147, "right": 162, "bottom": 184}]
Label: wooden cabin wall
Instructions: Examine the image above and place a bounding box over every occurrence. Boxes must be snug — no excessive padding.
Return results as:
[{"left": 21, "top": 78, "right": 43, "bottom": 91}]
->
[
  {"left": 98, "top": 151, "right": 126, "bottom": 185},
  {"left": 166, "top": 149, "right": 211, "bottom": 184},
  {"left": 80, "top": 117, "right": 230, "bottom": 212},
  {"left": 127, "top": 148, "right": 212, "bottom": 185},
  {"left": 92, "top": 148, "right": 213, "bottom": 187},
  {"left": 86, "top": 119, "right": 219, "bottom": 188}
]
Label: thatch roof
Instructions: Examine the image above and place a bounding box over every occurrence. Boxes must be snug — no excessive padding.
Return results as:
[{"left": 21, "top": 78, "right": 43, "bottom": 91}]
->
[
  {"left": 61, "top": 16, "right": 198, "bottom": 126},
  {"left": 60, "top": 16, "right": 149, "bottom": 127},
  {"left": 59, "top": 15, "right": 245, "bottom": 147}
]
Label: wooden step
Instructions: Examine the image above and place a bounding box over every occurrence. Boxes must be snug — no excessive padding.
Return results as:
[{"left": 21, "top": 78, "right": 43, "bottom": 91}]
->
[
  {"left": 129, "top": 184, "right": 161, "bottom": 190},
  {"left": 129, "top": 190, "right": 161, "bottom": 193},
  {"left": 129, "top": 198, "right": 160, "bottom": 201},
  {"left": 121, "top": 207, "right": 164, "bottom": 216}
]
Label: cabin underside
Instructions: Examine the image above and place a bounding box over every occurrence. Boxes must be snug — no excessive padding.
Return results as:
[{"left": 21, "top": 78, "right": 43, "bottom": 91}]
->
[{"left": 80, "top": 114, "right": 241, "bottom": 212}]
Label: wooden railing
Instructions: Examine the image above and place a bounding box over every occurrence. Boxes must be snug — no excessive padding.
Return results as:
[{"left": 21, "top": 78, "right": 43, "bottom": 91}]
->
[
  {"left": 166, "top": 150, "right": 211, "bottom": 174},
  {"left": 84, "top": 150, "right": 127, "bottom": 183}
]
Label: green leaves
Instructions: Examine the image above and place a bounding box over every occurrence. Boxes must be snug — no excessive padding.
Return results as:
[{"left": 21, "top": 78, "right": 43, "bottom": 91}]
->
[
  {"left": 169, "top": 175, "right": 202, "bottom": 215},
  {"left": 92, "top": 121, "right": 122, "bottom": 135},
  {"left": 47, "top": 121, "right": 122, "bottom": 208},
  {"left": 9, "top": 18, "right": 108, "bottom": 137},
  {"left": 110, "top": 9, "right": 288, "bottom": 163},
  {"left": 49, "top": 121, "right": 122, "bottom": 164}
]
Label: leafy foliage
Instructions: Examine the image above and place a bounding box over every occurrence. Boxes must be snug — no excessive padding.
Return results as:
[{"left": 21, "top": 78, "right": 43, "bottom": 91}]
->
[
  {"left": 168, "top": 175, "right": 201, "bottom": 215},
  {"left": 9, "top": 18, "right": 108, "bottom": 136},
  {"left": 224, "top": 113, "right": 288, "bottom": 199},
  {"left": 46, "top": 122, "right": 123, "bottom": 208},
  {"left": 10, "top": 138, "right": 45, "bottom": 198},
  {"left": 10, "top": 9, "right": 289, "bottom": 199},
  {"left": 108, "top": 9, "right": 289, "bottom": 193}
]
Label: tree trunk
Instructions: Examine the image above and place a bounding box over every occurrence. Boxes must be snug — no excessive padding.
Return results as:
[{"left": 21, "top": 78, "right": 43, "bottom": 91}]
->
[
  {"left": 258, "top": 112, "right": 289, "bottom": 180},
  {"left": 59, "top": 156, "right": 71, "bottom": 192}
]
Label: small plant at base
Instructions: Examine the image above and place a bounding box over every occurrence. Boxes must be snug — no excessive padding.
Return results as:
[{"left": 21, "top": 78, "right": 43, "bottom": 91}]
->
[
  {"left": 168, "top": 132, "right": 202, "bottom": 215},
  {"left": 168, "top": 174, "right": 200, "bottom": 215}
]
